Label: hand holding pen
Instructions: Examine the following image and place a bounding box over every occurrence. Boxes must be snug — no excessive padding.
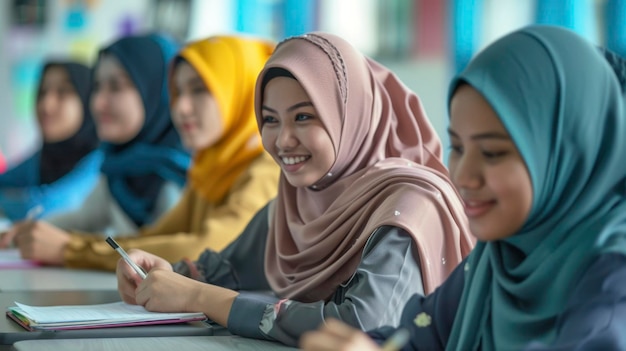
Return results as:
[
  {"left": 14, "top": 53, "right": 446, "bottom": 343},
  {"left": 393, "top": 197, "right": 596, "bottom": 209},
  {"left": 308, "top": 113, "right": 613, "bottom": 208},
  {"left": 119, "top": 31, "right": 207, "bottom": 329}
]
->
[
  {"left": 106, "top": 236, "right": 148, "bottom": 279},
  {"left": 300, "top": 319, "right": 410, "bottom": 351},
  {"left": 112, "top": 241, "right": 173, "bottom": 305},
  {"left": 0, "top": 205, "right": 44, "bottom": 248}
]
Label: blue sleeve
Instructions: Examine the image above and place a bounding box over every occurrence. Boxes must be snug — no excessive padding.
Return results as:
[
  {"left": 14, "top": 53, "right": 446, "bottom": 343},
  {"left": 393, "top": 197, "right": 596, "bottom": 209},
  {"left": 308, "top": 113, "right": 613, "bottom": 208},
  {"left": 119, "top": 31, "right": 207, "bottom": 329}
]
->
[
  {"left": 0, "top": 150, "right": 103, "bottom": 221},
  {"left": 367, "top": 258, "right": 467, "bottom": 351},
  {"left": 0, "top": 153, "right": 39, "bottom": 187},
  {"left": 523, "top": 253, "right": 626, "bottom": 351}
]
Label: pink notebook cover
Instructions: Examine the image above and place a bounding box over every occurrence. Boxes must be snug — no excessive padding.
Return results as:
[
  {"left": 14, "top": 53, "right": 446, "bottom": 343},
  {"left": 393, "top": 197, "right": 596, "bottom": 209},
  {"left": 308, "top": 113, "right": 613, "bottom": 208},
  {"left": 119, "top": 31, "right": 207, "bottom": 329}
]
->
[{"left": 0, "top": 249, "right": 40, "bottom": 269}]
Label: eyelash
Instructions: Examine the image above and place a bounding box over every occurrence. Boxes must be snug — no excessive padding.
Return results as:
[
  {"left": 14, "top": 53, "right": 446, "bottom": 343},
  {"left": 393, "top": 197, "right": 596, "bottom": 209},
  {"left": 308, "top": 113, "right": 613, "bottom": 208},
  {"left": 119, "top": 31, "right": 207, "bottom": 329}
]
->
[
  {"left": 448, "top": 144, "right": 508, "bottom": 159},
  {"left": 261, "top": 113, "right": 313, "bottom": 125},
  {"left": 295, "top": 113, "right": 312, "bottom": 121},
  {"left": 262, "top": 116, "right": 277, "bottom": 124}
]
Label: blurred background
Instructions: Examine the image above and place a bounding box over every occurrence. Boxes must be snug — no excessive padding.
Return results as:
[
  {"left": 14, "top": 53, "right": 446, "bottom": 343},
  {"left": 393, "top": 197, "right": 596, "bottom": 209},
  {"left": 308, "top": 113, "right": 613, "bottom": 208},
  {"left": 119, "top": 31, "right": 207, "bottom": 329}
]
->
[{"left": 0, "top": 0, "right": 624, "bottom": 165}]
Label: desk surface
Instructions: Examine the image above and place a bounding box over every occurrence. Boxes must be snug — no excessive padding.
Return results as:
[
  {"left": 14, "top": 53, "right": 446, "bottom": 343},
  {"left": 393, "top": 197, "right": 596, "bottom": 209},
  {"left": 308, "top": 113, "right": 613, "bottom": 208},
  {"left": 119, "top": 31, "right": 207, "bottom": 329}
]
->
[
  {"left": 0, "top": 267, "right": 117, "bottom": 291},
  {"left": 0, "top": 291, "right": 212, "bottom": 346},
  {"left": 12, "top": 335, "right": 299, "bottom": 350}
]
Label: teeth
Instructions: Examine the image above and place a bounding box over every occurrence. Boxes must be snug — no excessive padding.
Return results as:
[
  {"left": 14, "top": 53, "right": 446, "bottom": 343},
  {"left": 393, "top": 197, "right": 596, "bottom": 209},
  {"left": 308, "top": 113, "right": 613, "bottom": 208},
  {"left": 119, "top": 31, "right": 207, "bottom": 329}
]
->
[{"left": 282, "top": 156, "right": 308, "bottom": 165}]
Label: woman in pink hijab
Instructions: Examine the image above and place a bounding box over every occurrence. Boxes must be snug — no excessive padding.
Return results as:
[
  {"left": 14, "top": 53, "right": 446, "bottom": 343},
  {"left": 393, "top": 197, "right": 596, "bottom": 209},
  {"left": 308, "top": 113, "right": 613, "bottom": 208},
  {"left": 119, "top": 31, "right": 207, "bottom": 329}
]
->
[{"left": 116, "top": 32, "right": 474, "bottom": 347}]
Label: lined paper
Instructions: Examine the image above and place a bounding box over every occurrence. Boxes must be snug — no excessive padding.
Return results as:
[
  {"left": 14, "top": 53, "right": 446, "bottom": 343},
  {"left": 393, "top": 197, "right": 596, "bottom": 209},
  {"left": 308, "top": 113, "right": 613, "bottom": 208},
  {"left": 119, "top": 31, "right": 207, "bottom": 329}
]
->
[{"left": 10, "top": 301, "right": 206, "bottom": 326}]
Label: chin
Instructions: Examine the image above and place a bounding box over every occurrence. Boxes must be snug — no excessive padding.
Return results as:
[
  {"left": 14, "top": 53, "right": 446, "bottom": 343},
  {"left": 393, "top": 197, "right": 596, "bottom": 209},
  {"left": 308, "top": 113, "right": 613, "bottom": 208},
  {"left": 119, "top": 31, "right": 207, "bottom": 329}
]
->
[{"left": 285, "top": 177, "right": 318, "bottom": 189}]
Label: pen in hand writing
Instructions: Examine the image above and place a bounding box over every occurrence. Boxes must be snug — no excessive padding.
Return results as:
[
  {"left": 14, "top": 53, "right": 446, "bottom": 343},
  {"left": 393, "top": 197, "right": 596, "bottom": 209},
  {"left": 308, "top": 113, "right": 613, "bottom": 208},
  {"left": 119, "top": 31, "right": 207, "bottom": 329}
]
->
[
  {"left": 381, "top": 328, "right": 410, "bottom": 351},
  {"left": 3, "top": 205, "right": 44, "bottom": 248},
  {"left": 25, "top": 205, "right": 44, "bottom": 221},
  {"left": 106, "top": 236, "right": 147, "bottom": 279}
]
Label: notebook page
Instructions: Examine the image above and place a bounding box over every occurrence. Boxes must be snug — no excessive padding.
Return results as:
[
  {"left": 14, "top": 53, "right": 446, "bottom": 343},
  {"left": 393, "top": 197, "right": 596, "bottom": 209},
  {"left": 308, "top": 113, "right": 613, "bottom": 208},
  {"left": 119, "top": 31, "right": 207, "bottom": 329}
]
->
[
  {"left": 13, "top": 301, "right": 205, "bottom": 324},
  {"left": 0, "top": 249, "right": 38, "bottom": 268}
]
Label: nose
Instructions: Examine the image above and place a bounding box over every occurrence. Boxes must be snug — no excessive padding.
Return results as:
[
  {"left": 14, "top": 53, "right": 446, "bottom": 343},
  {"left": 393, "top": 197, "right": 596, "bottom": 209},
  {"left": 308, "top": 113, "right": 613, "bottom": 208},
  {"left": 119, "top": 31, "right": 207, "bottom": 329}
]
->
[
  {"left": 90, "top": 89, "right": 107, "bottom": 115},
  {"left": 450, "top": 152, "right": 482, "bottom": 191},
  {"left": 275, "top": 124, "right": 298, "bottom": 151},
  {"left": 173, "top": 93, "right": 193, "bottom": 118},
  {"left": 38, "top": 91, "right": 56, "bottom": 114}
]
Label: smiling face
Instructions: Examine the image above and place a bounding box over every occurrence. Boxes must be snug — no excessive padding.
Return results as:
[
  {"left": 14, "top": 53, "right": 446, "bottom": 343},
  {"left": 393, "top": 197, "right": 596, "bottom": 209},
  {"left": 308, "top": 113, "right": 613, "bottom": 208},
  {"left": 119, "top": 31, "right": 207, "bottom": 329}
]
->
[
  {"left": 90, "top": 54, "right": 145, "bottom": 144},
  {"left": 260, "top": 76, "right": 335, "bottom": 188},
  {"left": 171, "top": 61, "right": 223, "bottom": 152},
  {"left": 448, "top": 84, "right": 533, "bottom": 241},
  {"left": 36, "top": 66, "right": 84, "bottom": 143}
]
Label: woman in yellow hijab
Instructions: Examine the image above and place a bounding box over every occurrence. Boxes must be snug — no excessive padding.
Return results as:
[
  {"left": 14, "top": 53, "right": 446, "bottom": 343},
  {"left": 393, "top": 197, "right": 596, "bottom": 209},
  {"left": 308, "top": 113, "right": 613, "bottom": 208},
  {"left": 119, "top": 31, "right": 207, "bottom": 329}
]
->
[{"left": 58, "top": 36, "right": 280, "bottom": 270}]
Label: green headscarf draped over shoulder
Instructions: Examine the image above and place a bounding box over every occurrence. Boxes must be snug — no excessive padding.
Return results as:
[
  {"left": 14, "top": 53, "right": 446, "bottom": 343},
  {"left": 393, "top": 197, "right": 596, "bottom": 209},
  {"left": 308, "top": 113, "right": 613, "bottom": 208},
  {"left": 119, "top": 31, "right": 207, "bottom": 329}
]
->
[{"left": 447, "top": 25, "right": 626, "bottom": 350}]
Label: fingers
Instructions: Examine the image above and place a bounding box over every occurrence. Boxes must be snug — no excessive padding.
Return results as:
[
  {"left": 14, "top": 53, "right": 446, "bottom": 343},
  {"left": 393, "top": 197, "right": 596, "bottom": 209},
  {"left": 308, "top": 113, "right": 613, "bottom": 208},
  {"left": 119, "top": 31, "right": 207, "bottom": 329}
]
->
[
  {"left": 0, "top": 230, "right": 15, "bottom": 248},
  {"left": 134, "top": 270, "right": 166, "bottom": 310},
  {"left": 11, "top": 221, "right": 35, "bottom": 248},
  {"left": 300, "top": 319, "right": 381, "bottom": 351},
  {"left": 301, "top": 330, "right": 345, "bottom": 351},
  {"left": 116, "top": 258, "right": 141, "bottom": 305},
  {"left": 0, "top": 220, "right": 30, "bottom": 248},
  {"left": 128, "top": 249, "right": 172, "bottom": 272}
]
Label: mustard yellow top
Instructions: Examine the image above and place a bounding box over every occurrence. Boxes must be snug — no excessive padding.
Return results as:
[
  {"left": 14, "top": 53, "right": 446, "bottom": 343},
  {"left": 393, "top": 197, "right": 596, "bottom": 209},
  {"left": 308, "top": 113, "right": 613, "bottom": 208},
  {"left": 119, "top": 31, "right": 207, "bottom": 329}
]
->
[{"left": 64, "top": 151, "right": 278, "bottom": 270}]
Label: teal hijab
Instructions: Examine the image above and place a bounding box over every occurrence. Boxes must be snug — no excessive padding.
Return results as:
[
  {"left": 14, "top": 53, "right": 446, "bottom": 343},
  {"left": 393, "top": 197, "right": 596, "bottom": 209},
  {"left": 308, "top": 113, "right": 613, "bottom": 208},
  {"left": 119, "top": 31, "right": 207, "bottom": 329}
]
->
[{"left": 446, "top": 26, "right": 626, "bottom": 350}]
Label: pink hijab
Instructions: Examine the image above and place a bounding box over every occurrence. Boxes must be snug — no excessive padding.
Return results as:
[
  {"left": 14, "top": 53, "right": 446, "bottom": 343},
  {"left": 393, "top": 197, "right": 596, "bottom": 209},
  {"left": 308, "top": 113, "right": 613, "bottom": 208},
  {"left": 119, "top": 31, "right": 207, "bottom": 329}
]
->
[{"left": 256, "top": 32, "right": 473, "bottom": 302}]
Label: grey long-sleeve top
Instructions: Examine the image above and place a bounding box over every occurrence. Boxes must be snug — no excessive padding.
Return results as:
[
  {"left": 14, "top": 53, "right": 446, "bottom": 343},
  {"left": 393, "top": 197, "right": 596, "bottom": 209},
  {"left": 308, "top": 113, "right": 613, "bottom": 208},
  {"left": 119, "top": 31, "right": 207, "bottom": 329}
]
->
[{"left": 174, "top": 204, "right": 424, "bottom": 347}]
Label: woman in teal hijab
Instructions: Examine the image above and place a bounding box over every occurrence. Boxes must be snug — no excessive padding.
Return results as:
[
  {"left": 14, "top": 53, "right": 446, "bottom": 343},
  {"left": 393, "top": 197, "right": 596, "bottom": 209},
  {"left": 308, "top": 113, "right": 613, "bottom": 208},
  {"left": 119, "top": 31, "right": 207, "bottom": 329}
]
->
[{"left": 300, "top": 25, "right": 626, "bottom": 350}]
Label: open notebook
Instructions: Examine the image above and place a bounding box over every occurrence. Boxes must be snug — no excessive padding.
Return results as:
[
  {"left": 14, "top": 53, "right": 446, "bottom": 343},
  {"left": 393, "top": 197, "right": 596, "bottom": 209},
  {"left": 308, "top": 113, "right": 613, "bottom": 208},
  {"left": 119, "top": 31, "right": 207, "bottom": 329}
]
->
[{"left": 7, "top": 301, "right": 206, "bottom": 331}]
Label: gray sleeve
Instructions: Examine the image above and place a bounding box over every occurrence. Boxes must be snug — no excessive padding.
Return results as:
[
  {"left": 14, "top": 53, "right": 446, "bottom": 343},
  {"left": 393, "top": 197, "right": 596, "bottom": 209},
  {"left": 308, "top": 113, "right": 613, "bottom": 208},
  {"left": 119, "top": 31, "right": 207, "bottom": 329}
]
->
[
  {"left": 47, "top": 177, "right": 111, "bottom": 232},
  {"left": 173, "top": 203, "right": 271, "bottom": 291},
  {"left": 227, "top": 226, "right": 424, "bottom": 346}
]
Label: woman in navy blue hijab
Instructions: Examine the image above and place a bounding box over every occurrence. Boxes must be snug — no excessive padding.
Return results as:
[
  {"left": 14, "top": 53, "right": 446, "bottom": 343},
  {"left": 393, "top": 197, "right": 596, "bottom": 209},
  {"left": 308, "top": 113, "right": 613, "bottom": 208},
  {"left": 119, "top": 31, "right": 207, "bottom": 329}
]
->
[
  {"left": 0, "top": 61, "right": 102, "bottom": 221},
  {"left": 94, "top": 33, "right": 190, "bottom": 228},
  {"left": 1, "top": 34, "right": 191, "bottom": 264}
]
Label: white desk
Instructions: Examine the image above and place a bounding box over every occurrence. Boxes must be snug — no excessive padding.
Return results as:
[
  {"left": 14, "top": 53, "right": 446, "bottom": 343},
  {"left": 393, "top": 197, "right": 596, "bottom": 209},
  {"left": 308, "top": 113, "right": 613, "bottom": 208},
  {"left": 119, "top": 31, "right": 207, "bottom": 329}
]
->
[
  {"left": 12, "top": 335, "right": 299, "bottom": 350},
  {"left": 0, "top": 267, "right": 117, "bottom": 291}
]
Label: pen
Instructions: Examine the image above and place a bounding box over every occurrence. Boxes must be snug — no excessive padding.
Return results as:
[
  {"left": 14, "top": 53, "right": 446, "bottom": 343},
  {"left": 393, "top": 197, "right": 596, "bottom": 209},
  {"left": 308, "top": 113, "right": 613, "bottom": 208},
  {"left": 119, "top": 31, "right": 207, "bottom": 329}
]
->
[
  {"left": 105, "top": 236, "right": 147, "bottom": 279},
  {"left": 381, "top": 328, "right": 410, "bottom": 351},
  {"left": 25, "top": 205, "right": 43, "bottom": 221}
]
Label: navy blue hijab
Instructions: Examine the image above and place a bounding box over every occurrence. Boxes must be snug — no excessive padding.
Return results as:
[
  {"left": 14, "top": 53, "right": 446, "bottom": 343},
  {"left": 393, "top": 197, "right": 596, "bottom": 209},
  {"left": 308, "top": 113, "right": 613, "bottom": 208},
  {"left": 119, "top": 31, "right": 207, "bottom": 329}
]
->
[
  {"left": 38, "top": 61, "right": 98, "bottom": 184},
  {"left": 97, "top": 33, "right": 190, "bottom": 227}
]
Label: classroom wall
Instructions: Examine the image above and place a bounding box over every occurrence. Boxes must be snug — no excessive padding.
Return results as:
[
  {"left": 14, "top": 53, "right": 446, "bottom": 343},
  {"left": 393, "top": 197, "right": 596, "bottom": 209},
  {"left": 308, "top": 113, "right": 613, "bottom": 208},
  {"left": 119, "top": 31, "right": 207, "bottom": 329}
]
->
[
  {"left": 0, "top": 0, "right": 620, "bottom": 166},
  {"left": 0, "top": 0, "right": 152, "bottom": 164}
]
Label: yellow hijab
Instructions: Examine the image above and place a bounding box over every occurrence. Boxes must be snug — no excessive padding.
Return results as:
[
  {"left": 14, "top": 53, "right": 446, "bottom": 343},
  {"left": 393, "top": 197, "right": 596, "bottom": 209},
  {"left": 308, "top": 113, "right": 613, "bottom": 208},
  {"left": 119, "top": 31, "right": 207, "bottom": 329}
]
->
[{"left": 170, "top": 36, "right": 275, "bottom": 203}]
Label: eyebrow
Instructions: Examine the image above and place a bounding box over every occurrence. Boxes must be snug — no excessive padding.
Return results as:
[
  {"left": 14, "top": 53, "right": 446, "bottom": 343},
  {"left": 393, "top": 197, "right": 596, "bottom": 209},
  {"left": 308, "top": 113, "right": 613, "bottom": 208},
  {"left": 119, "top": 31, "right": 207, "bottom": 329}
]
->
[
  {"left": 447, "top": 128, "right": 510, "bottom": 140},
  {"left": 262, "top": 101, "right": 313, "bottom": 113}
]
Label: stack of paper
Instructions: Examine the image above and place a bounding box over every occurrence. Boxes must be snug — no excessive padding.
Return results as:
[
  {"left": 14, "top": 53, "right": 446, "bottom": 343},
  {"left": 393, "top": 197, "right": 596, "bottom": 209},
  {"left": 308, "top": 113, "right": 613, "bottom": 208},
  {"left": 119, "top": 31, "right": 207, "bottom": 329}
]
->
[{"left": 7, "top": 301, "right": 206, "bottom": 331}]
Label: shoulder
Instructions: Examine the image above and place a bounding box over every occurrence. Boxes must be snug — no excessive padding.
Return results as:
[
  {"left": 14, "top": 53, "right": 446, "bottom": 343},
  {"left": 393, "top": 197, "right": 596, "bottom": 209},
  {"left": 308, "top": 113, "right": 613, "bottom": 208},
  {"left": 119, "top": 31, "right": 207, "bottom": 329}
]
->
[
  {"left": 362, "top": 226, "right": 414, "bottom": 257},
  {"left": 569, "top": 253, "right": 626, "bottom": 302}
]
